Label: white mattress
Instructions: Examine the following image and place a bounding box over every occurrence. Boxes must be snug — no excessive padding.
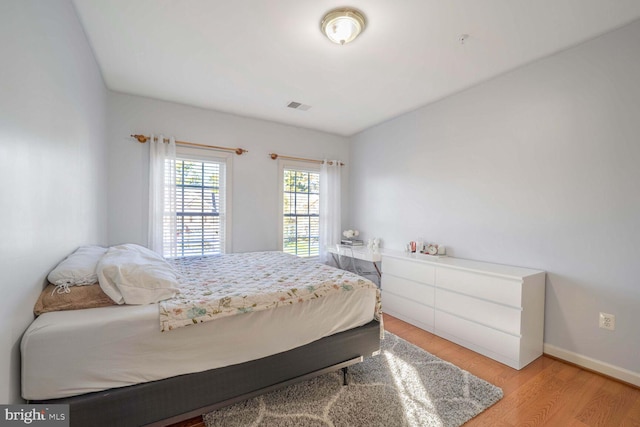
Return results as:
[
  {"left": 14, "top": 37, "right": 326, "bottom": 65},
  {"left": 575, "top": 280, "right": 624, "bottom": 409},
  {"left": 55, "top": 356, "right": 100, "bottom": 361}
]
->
[{"left": 21, "top": 287, "right": 376, "bottom": 400}]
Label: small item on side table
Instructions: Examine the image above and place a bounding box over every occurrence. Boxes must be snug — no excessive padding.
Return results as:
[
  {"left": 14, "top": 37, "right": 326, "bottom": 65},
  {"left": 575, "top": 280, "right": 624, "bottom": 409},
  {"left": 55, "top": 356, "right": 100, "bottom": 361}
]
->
[
  {"left": 342, "top": 229, "right": 363, "bottom": 246},
  {"left": 427, "top": 244, "right": 438, "bottom": 255},
  {"left": 367, "top": 238, "right": 381, "bottom": 252}
]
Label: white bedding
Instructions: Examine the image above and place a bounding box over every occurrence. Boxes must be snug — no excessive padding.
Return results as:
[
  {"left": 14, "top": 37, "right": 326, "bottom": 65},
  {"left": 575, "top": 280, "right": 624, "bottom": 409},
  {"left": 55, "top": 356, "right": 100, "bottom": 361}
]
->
[{"left": 21, "top": 285, "right": 376, "bottom": 400}]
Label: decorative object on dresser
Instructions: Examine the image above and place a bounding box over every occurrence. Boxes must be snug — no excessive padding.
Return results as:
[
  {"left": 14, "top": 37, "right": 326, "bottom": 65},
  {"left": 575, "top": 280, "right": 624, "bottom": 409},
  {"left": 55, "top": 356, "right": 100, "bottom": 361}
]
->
[
  {"left": 423, "top": 242, "right": 445, "bottom": 255},
  {"left": 406, "top": 241, "right": 445, "bottom": 255},
  {"left": 381, "top": 251, "right": 545, "bottom": 370}
]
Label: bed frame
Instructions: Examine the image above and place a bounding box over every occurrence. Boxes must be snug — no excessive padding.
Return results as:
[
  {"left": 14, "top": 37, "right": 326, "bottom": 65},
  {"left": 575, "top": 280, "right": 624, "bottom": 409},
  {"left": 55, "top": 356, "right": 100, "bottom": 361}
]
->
[{"left": 34, "top": 319, "right": 381, "bottom": 427}]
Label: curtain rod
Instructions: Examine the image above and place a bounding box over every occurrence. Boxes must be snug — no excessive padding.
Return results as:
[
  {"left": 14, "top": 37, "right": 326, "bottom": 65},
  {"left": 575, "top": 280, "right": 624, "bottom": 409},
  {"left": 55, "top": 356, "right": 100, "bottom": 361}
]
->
[
  {"left": 130, "top": 134, "right": 248, "bottom": 155},
  {"left": 269, "top": 153, "right": 344, "bottom": 166}
]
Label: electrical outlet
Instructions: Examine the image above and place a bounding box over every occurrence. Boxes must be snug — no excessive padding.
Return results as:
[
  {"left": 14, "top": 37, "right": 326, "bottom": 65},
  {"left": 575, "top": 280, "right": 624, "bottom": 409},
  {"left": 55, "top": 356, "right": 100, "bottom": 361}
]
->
[{"left": 599, "top": 312, "right": 615, "bottom": 331}]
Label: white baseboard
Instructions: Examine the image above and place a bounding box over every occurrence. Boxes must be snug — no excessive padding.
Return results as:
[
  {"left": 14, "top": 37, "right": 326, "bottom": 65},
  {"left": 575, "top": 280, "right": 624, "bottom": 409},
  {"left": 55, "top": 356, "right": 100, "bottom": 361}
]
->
[{"left": 544, "top": 343, "right": 640, "bottom": 387}]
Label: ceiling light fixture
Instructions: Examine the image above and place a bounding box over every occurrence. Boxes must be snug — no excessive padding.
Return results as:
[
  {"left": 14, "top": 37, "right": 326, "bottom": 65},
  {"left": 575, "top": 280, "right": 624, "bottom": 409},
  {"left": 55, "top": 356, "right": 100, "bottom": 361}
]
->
[{"left": 321, "top": 8, "right": 366, "bottom": 45}]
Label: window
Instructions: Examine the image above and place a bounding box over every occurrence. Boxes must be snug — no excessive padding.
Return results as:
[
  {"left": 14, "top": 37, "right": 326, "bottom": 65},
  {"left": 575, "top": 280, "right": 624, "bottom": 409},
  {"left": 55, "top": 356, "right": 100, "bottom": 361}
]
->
[
  {"left": 167, "top": 148, "right": 230, "bottom": 257},
  {"left": 281, "top": 165, "right": 320, "bottom": 257}
]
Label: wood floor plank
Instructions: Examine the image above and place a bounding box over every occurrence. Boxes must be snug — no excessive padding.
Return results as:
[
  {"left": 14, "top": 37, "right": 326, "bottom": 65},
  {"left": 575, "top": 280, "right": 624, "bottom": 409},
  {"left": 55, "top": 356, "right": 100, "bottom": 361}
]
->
[
  {"left": 621, "top": 394, "right": 640, "bottom": 426},
  {"left": 500, "top": 361, "right": 598, "bottom": 426},
  {"left": 565, "top": 420, "right": 591, "bottom": 427},
  {"left": 576, "top": 379, "right": 640, "bottom": 426},
  {"left": 606, "top": 381, "right": 640, "bottom": 426},
  {"left": 491, "top": 362, "right": 566, "bottom": 425},
  {"left": 167, "top": 314, "right": 639, "bottom": 427},
  {"left": 544, "top": 368, "right": 606, "bottom": 426}
]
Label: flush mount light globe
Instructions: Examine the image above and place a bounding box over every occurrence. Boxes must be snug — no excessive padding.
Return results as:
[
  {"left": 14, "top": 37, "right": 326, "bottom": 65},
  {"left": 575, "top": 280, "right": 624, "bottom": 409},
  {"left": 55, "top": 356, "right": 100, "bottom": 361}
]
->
[{"left": 321, "top": 8, "right": 366, "bottom": 45}]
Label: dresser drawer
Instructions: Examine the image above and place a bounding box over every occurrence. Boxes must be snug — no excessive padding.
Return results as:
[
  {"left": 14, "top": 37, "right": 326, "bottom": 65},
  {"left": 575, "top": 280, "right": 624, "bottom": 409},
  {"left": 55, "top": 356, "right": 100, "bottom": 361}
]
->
[
  {"left": 436, "top": 267, "right": 522, "bottom": 308},
  {"left": 435, "top": 310, "right": 521, "bottom": 362},
  {"left": 382, "top": 274, "right": 434, "bottom": 307},
  {"left": 382, "top": 256, "right": 435, "bottom": 285},
  {"left": 383, "top": 291, "right": 434, "bottom": 330},
  {"left": 435, "top": 288, "right": 522, "bottom": 335}
]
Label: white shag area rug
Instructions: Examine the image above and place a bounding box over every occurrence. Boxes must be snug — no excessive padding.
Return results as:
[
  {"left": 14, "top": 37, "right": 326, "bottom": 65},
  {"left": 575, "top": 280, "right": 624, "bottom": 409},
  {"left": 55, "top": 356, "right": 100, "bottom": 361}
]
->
[{"left": 204, "top": 332, "right": 503, "bottom": 427}]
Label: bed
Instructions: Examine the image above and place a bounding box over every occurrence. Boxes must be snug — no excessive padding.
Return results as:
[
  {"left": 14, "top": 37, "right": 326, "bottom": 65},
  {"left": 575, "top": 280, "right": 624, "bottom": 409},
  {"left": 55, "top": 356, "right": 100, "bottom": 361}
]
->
[{"left": 21, "top": 246, "right": 381, "bottom": 426}]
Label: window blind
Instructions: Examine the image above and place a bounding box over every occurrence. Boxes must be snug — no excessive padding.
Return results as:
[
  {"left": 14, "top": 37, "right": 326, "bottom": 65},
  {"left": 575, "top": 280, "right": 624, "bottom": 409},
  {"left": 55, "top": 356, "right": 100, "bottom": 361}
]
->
[
  {"left": 282, "top": 169, "right": 320, "bottom": 257},
  {"left": 166, "top": 158, "right": 226, "bottom": 257}
]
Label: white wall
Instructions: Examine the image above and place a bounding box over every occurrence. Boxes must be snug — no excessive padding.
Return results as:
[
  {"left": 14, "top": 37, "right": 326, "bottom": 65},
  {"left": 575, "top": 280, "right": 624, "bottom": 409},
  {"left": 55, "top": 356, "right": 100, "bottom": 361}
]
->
[
  {"left": 0, "top": 0, "right": 108, "bottom": 403},
  {"left": 107, "top": 93, "right": 350, "bottom": 252},
  {"left": 350, "top": 20, "right": 640, "bottom": 379}
]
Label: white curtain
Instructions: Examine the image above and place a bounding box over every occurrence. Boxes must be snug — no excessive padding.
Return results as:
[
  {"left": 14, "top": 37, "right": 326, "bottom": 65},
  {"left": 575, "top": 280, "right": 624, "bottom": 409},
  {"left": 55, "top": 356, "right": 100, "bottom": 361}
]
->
[
  {"left": 148, "top": 135, "right": 177, "bottom": 257},
  {"left": 319, "top": 160, "right": 341, "bottom": 263}
]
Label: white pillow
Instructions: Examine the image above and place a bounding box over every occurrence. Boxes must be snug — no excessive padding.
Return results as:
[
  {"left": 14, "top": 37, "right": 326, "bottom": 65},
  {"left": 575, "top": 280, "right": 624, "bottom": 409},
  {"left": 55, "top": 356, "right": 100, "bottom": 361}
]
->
[
  {"left": 48, "top": 246, "right": 108, "bottom": 287},
  {"left": 97, "top": 243, "right": 179, "bottom": 305}
]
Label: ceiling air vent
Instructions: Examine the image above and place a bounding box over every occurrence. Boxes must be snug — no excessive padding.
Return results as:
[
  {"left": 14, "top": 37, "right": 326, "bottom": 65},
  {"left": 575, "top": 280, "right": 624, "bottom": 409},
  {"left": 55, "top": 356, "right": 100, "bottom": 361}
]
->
[{"left": 287, "top": 101, "right": 311, "bottom": 111}]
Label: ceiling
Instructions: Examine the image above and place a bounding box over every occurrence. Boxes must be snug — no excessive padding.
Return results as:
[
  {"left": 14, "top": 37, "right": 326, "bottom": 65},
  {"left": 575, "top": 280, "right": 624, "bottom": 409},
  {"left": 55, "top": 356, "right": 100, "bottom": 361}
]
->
[{"left": 72, "top": 1, "right": 640, "bottom": 136}]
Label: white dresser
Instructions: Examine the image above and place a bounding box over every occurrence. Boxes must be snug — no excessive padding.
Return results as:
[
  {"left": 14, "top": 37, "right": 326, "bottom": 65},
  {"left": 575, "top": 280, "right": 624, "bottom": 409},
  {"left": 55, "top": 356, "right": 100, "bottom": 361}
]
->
[{"left": 381, "top": 251, "right": 545, "bottom": 370}]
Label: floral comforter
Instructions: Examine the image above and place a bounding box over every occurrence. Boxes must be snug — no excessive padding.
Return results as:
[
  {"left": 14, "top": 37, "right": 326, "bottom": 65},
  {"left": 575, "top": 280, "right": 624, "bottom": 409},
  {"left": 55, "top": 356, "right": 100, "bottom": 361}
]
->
[{"left": 159, "top": 251, "right": 381, "bottom": 332}]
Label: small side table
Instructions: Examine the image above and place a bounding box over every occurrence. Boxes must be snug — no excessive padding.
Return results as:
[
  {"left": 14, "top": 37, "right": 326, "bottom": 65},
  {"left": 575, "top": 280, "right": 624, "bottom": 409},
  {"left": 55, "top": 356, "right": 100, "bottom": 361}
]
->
[{"left": 326, "top": 245, "right": 382, "bottom": 279}]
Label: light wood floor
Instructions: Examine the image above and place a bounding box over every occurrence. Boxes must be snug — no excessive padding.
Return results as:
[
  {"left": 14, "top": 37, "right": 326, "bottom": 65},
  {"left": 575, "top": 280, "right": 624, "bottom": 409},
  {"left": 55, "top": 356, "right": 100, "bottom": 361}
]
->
[{"left": 170, "top": 314, "right": 640, "bottom": 427}]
